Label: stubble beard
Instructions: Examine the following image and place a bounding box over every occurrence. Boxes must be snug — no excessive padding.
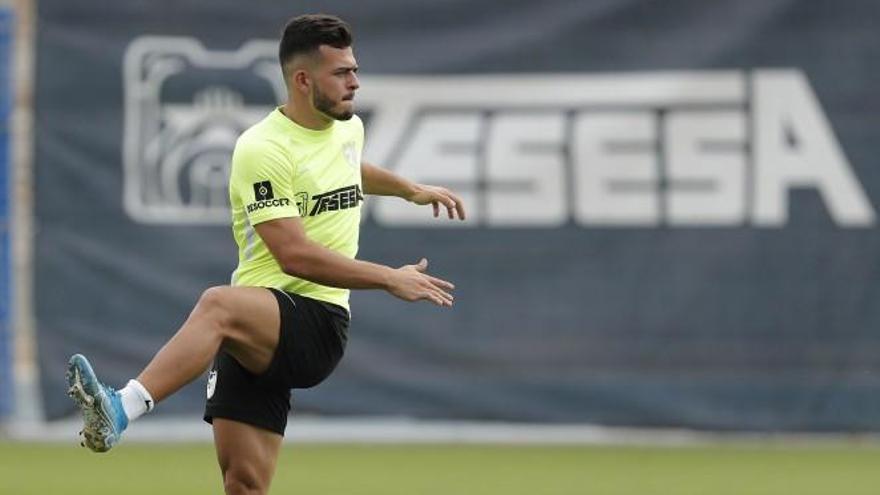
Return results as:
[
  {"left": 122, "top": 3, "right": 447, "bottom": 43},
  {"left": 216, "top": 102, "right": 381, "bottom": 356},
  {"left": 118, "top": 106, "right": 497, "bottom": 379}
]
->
[{"left": 313, "top": 86, "right": 353, "bottom": 121}]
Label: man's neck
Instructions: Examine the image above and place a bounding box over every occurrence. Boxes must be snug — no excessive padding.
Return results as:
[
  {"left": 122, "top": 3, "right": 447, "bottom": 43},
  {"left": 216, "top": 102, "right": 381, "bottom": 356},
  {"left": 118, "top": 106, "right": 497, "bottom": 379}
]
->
[{"left": 281, "top": 101, "right": 333, "bottom": 130}]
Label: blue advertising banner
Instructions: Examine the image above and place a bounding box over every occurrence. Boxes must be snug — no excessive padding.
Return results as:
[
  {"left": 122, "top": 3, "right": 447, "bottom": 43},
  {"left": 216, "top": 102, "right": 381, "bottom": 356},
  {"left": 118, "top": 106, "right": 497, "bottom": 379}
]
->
[{"left": 33, "top": 0, "right": 880, "bottom": 430}]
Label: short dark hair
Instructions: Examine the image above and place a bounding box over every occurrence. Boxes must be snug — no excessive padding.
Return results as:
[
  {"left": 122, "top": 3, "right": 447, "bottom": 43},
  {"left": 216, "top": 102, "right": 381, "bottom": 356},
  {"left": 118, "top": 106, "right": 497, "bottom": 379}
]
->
[{"left": 279, "top": 14, "right": 353, "bottom": 76}]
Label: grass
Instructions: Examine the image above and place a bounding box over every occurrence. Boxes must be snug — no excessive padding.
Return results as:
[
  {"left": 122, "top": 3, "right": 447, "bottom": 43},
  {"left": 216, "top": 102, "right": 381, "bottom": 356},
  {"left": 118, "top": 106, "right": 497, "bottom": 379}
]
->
[{"left": 2, "top": 441, "right": 880, "bottom": 494}]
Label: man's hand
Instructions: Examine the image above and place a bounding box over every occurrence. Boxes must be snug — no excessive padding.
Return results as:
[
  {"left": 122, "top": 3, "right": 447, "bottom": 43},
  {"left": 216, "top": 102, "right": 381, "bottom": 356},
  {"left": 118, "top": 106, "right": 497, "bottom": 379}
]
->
[
  {"left": 386, "top": 258, "right": 455, "bottom": 307},
  {"left": 407, "top": 184, "right": 466, "bottom": 221}
]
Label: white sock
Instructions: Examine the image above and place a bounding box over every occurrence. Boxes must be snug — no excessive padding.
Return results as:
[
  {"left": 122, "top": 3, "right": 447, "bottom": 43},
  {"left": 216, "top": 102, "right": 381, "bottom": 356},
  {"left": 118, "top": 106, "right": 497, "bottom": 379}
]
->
[{"left": 119, "top": 379, "right": 155, "bottom": 422}]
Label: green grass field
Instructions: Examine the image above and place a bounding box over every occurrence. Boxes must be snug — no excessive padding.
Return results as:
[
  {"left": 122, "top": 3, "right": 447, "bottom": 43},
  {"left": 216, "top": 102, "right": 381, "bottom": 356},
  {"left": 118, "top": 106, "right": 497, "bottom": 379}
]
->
[{"left": 2, "top": 441, "right": 880, "bottom": 494}]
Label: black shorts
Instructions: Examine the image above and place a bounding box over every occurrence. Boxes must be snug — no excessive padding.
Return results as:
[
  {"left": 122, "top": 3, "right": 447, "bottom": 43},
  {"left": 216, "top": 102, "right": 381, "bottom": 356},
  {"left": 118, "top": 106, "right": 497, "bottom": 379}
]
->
[{"left": 203, "top": 288, "right": 349, "bottom": 435}]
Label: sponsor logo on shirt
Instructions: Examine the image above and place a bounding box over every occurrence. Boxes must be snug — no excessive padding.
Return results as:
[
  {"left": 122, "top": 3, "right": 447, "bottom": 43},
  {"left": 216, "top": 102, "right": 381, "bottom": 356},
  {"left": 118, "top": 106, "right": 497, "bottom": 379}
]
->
[
  {"left": 247, "top": 197, "right": 292, "bottom": 214},
  {"left": 253, "top": 181, "right": 274, "bottom": 200},
  {"left": 247, "top": 181, "right": 291, "bottom": 213},
  {"left": 307, "top": 184, "right": 364, "bottom": 216}
]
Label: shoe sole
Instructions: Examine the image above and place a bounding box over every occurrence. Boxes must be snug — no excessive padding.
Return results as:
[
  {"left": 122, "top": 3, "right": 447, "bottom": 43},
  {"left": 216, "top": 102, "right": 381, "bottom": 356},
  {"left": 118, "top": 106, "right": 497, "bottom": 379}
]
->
[{"left": 66, "top": 354, "right": 117, "bottom": 453}]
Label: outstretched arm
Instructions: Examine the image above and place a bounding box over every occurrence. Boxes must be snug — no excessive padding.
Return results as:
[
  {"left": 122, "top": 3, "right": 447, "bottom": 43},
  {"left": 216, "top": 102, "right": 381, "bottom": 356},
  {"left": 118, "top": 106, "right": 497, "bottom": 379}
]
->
[
  {"left": 361, "top": 161, "right": 466, "bottom": 220},
  {"left": 255, "top": 216, "right": 454, "bottom": 306}
]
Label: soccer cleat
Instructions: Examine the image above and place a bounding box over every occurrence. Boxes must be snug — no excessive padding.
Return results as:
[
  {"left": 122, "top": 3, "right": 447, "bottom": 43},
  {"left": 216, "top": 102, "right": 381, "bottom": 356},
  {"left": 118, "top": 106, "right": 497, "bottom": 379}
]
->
[{"left": 66, "top": 354, "right": 129, "bottom": 453}]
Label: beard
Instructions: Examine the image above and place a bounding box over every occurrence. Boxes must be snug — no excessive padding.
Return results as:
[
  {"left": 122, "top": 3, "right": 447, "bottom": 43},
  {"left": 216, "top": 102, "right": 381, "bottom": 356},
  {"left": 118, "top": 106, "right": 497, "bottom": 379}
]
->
[{"left": 312, "top": 85, "right": 354, "bottom": 121}]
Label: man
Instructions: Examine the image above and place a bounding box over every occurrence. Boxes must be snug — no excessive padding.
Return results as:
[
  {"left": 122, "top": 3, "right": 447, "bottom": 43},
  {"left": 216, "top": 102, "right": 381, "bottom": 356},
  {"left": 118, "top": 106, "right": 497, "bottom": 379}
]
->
[{"left": 66, "top": 14, "right": 465, "bottom": 495}]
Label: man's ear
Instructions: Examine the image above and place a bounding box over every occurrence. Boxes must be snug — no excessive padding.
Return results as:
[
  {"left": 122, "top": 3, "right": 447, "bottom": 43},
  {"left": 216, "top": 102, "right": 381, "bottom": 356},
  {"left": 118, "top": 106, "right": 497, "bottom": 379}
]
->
[{"left": 293, "top": 69, "right": 311, "bottom": 94}]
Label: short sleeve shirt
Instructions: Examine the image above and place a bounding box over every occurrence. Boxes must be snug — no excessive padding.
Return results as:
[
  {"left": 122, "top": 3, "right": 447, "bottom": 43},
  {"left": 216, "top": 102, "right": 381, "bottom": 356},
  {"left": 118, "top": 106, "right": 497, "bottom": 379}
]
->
[{"left": 228, "top": 108, "right": 364, "bottom": 310}]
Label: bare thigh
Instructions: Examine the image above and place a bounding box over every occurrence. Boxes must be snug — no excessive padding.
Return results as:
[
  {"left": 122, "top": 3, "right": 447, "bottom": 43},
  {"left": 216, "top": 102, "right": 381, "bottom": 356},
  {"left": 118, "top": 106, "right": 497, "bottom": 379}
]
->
[
  {"left": 136, "top": 286, "right": 283, "bottom": 403},
  {"left": 210, "top": 286, "right": 282, "bottom": 375},
  {"left": 213, "top": 418, "right": 284, "bottom": 495}
]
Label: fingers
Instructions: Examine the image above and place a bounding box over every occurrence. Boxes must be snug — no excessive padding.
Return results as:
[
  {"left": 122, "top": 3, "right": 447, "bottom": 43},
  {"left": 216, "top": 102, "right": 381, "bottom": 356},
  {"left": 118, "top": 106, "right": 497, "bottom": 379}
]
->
[
  {"left": 421, "top": 286, "right": 454, "bottom": 307},
  {"left": 394, "top": 258, "right": 456, "bottom": 307},
  {"left": 439, "top": 191, "right": 465, "bottom": 221},
  {"left": 421, "top": 272, "right": 454, "bottom": 306},
  {"left": 421, "top": 186, "right": 466, "bottom": 221},
  {"left": 412, "top": 261, "right": 457, "bottom": 292},
  {"left": 438, "top": 194, "right": 457, "bottom": 220},
  {"left": 433, "top": 288, "right": 454, "bottom": 306},
  {"left": 425, "top": 293, "right": 447, "bottom": 306},
  {"left": 425, "top": 273, "right": 455, "bottom": 290},
  {"left": 414, "top": 258, "right": 428, "bottom": 272},
  {"left": 448, "top": 191, "right": 466, "bottom": 221},
  {"left": 409, "top": 260, "right": 454, "bottom": 290}
]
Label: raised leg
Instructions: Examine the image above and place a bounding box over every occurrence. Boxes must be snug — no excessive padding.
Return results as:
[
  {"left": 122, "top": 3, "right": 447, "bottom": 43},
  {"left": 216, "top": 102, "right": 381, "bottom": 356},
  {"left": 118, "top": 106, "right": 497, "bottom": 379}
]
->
[{"left": 137, "top": 286, "right": 281, "bottom": 402}]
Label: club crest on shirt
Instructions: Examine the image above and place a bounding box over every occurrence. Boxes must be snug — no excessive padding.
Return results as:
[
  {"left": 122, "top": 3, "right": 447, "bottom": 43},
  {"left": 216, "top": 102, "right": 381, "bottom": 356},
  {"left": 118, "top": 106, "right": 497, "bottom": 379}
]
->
[
  {"left": 342, "top": 141, "right": 359, "bottom": 168},
  {"left": 295, "top": 192, "right": 309, "bottom": 216}
]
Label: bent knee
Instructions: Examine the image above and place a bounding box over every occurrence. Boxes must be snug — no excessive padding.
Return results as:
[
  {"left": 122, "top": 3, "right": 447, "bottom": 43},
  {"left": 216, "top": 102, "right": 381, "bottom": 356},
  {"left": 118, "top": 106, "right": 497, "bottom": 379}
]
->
[
  {"left": 199, "top": 286, "right": 236, "bottom": 308},
  {"left": 224, "top": 466, "right": 268, "bottom": 495},
  {"left": 195, "top": 286, "right": 236, "bottom": 326}
]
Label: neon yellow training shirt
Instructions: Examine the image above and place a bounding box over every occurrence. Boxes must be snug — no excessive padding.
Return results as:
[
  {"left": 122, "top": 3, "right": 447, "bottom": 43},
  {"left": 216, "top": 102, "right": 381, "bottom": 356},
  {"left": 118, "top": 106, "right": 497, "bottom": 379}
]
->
[{"left": 228, "top": 107, "right": 364, "bottom": 311}]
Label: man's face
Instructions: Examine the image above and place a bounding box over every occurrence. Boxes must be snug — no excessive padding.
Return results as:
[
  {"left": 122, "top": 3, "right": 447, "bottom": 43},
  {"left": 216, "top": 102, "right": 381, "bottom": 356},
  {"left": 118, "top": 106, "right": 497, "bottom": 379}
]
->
[{"left": 309, "top": 45, "right": 359, "bottom": 121}]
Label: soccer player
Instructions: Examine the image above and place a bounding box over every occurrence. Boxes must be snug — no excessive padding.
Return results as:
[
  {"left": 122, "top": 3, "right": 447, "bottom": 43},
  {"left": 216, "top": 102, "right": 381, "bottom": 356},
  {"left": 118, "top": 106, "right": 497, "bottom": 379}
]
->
[{"left": 66, "top": 14, "right": 465, "bottom": 495}]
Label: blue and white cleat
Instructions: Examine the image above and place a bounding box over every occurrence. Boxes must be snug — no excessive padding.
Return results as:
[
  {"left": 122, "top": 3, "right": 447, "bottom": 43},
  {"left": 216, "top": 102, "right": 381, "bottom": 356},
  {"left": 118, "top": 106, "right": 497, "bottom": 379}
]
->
[{"left": 66, "top": 354, "right": 128, "bottom": 452}]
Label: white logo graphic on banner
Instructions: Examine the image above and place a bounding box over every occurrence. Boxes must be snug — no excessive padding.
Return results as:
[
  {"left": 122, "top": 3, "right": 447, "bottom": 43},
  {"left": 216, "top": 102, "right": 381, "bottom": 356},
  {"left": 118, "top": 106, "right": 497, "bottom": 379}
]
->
[
  {"left": 122, "top": 37, "right": 874, "bottom": 227},
  {"left": 123, "top": 37, "right": 284, "bottom": 224}
]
